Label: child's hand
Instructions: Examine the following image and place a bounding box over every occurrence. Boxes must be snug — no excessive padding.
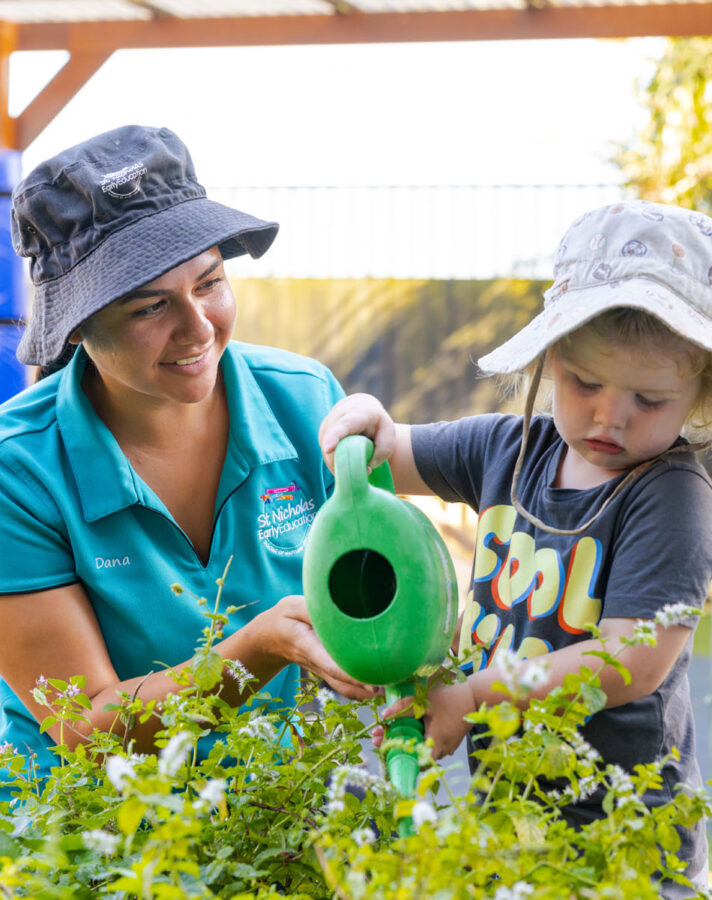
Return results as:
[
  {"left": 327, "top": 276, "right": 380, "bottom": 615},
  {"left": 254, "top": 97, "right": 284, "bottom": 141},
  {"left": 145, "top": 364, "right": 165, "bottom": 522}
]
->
[
  {"left": 372, "top": 681, "right": 474, "bottom": 760},
  {"left": 319, "top": 393, "right": 397, "bottom": 473}
]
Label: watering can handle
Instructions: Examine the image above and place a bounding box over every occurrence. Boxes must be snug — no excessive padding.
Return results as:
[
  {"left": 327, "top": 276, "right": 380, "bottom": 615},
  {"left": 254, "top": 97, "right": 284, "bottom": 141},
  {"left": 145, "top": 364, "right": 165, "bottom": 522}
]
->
[{"left": 333, "top": 435, "right": 396, "bottom": 499}]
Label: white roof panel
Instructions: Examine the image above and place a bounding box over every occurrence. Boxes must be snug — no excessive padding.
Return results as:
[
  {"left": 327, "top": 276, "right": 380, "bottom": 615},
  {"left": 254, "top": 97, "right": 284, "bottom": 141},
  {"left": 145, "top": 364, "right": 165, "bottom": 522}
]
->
[{"left": 0, "top": 0, "right": 705, "bottom": 25}]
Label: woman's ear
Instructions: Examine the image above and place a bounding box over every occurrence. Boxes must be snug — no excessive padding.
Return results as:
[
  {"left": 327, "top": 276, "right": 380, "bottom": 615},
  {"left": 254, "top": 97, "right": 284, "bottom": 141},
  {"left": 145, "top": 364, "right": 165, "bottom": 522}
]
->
[{"left": 68, "top": 329, "right": 82, "bottom": 345}]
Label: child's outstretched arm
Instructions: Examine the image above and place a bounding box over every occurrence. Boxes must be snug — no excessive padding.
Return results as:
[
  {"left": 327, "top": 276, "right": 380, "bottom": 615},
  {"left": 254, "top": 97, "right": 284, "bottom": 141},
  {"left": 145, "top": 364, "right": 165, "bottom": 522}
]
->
[
  {"left": 375, "top": 615, "right": 692, "bottom": 760},
  {"left": 319, "top": 393, "right": 431, "bottom": 495}
]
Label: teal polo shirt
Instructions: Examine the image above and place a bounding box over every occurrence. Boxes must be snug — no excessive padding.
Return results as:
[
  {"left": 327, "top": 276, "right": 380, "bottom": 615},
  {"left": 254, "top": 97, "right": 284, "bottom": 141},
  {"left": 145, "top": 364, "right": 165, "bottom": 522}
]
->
[{"left": 0, "top": 341, "right": 343, "bottom": 781}]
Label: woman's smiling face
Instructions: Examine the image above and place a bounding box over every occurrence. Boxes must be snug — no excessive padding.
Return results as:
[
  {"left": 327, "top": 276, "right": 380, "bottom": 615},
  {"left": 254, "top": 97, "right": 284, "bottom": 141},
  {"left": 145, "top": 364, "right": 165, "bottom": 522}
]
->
[
  {"left": 72, "top": 247, "right": 236, "bottom": 408},
  {"left": 550, "top": 328, "right": 701, "bottom": 486}
]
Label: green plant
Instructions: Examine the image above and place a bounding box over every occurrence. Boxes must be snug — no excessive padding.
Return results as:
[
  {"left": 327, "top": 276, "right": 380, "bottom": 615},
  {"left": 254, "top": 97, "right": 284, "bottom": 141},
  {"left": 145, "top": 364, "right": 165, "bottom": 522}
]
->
[
  {"left": 0, "top": 577, "right": 706, "bottom": 899},
  {"left": 614, "top": 37, "right": 712, "bottom": 213}
]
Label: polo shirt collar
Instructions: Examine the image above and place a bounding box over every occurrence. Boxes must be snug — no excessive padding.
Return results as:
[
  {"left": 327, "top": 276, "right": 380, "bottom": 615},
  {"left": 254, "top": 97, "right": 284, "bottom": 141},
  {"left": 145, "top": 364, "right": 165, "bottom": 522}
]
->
[{"left": 57, "top": 343, "right": 297, "bottom": 523}]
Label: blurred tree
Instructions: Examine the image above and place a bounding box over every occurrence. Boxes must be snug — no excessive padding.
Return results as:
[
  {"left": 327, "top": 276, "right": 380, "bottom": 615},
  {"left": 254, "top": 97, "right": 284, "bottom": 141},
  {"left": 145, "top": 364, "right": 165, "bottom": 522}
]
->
[{"left": 615, "top": 38, "right": 712, "bottom": 213}]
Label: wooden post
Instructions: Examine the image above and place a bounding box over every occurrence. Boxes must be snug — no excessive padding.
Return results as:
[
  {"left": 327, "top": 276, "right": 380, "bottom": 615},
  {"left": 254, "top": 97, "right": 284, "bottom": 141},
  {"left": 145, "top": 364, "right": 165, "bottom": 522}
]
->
[{"left": 0, "top": 21, "right": 16, "bottom": 150}]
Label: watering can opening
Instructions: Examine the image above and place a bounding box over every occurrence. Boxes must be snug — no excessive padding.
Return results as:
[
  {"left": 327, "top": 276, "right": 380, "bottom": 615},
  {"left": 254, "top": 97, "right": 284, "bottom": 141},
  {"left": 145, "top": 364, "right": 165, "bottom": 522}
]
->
[{"left": 328, "top": 548, "right": 397, "bottom": 620}]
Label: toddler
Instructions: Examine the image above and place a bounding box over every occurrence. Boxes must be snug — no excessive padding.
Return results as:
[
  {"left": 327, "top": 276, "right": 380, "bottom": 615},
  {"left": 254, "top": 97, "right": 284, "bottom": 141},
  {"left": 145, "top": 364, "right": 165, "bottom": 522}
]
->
[{"left": 320, "top": 201, "right": 712, "bottom": 897}]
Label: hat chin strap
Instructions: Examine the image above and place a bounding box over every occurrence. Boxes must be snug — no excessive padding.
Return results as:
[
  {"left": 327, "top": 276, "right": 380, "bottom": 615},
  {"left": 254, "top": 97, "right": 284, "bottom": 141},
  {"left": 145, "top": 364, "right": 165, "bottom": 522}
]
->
[{"left": 509, "top": 356, "right": 706, "bottom": 536}]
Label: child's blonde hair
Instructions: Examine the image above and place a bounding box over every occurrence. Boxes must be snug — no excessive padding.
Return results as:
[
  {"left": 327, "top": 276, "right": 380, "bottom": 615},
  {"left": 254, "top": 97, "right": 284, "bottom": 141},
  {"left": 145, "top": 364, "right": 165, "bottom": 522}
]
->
[{"left": 501, "top": 307, "right": 712, "bottom": 441}]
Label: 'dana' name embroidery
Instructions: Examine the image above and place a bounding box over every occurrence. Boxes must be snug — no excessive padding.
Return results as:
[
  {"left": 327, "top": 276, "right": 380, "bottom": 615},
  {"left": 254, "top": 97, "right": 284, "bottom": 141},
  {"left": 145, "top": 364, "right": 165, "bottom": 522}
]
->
[{"left": 95, "top": 556, "right": 131, "bottom": 569}]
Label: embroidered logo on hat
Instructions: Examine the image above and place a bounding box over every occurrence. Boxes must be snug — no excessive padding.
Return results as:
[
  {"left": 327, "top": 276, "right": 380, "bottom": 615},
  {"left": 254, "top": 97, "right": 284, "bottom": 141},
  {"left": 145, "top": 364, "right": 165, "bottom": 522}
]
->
[
  {"left": 11, "top": 124, "right": 280, "bottom": 366},
  {"left": 100, "top": 162, "right": 147, "bottom": 199}
]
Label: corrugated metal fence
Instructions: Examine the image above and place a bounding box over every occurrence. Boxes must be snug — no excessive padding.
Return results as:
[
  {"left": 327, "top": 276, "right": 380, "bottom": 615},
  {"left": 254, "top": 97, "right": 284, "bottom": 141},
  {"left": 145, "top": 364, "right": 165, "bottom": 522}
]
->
[{"left": 213, "top": 183, "right": 627, "bottom": 280}]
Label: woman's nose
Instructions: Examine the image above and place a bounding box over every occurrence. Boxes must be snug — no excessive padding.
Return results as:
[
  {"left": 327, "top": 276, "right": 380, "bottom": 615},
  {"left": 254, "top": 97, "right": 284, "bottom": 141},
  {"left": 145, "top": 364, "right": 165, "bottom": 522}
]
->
[{"left": 174, "top": 297, "right": 212, "bottom": 343}]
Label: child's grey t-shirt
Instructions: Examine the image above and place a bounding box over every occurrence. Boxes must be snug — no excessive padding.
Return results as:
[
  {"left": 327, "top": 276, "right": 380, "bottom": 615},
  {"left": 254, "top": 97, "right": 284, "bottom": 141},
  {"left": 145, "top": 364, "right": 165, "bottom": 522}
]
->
[{"left": 411, "top": 413, "right": 712, "bottom": 871}]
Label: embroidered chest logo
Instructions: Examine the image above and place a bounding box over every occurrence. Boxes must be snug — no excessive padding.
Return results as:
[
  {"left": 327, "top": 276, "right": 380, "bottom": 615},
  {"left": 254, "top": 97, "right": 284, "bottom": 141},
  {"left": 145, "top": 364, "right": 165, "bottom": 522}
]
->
[
  {"left": 257, "top": 482, "right": 316, "bottom": 556},
  {"left": 100, "top": 162, "right": 147, "bottom": 198}
]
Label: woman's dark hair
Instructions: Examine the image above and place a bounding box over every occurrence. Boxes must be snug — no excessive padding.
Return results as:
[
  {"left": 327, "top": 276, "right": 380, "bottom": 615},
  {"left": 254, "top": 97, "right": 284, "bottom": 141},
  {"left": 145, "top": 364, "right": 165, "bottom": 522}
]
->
[{"left": 35, "top": 343, "right": 78, "bottom": 381}]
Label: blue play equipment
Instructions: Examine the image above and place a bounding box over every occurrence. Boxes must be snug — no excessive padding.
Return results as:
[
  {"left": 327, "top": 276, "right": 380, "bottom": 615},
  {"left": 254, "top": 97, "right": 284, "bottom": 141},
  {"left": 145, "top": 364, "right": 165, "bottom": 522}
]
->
[{"left": 0, "top": 149, "right": 26, "bottom": 404}]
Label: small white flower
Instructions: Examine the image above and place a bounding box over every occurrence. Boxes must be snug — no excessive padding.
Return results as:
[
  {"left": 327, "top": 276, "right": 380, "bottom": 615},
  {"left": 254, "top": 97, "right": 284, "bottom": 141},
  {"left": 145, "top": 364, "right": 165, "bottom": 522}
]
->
[
  {"left": 238, "top": 717, "right": 275, "bottom": 742},
  {"left": 82, "top": 829, "right": 121, "bottom": 855},
  {"left": 518, "top": 658, "right": 549, "bottom": 691},
  {"left": 494, "top": 648, "right": 520, "bottom": 692},
  {"left": 324, "top": 764, "right": 388, "bottom": 815},
  {"left": 105, "top": 755, "right": 135, "bottom": 792},
  {"left": 0, "top": 742, "right": 15, "bottom": 755},
  {"left": 493, "top": 882, "right": 534, "bottom": 900},
  {"left": 411, "top": 799, "right": 437, "bottom": 828},
  {"left": 345, "top": 870, "right": 367, "bottom": 899},
  {"left": 416, "top": 742, "right": 434, "bottom": 766},
  {"left": 577, "top": 774, "right": 598, "bottom": 800},
  {"left": 62, "top": 683, "right": 81, "bottom": 698},
  {"left": 632, "top": 620, "right": 657, "bottom": 645},
  {"left": 158, "top": 731, "right": 194, "bottom": 776},
  {"left": 352, "top": 826, "right": 376, "bottom": 846},
  {"left": 224, "top": 659, "right": 254, "bottom": 691},
  {"left": 607, "top": 764, "right": 634, "bottom": 795},
  {"left": 198, "top": 778, "right": 227, "bottom": 809},
  {"left": 316, "top": 687, "right": 336, "bottom": 713},
  {"left": 567, "top": 731, "right": 600, "bottom": 763},
  {"left": 655, "top": 603, "right": 700, "bottom": 627}
]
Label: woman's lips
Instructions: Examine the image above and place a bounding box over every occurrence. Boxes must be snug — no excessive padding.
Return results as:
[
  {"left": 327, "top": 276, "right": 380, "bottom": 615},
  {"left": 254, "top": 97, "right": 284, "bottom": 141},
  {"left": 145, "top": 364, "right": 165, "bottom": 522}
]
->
[
  {"left": 584, "top": 438, "right": 624, "bottom": 455},
  {"left": 161, "top": 344, "right": 214, "bottom": 372}
]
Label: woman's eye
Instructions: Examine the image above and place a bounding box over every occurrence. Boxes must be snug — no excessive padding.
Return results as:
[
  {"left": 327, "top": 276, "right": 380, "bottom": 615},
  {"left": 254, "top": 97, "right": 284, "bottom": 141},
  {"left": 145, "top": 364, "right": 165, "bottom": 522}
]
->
[
  {"left": 133, "top": 299, "right": 165, "bottom": 317},
  {"left": 198, "top": 277, "right": 222, "bottom": 291}
]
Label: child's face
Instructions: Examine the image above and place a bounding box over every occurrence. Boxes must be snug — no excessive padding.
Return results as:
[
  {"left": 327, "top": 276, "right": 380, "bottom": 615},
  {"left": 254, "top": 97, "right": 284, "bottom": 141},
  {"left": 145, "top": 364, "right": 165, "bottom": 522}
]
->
[{"left": 550, "top": 329, "right": 701, "bottom": 485}]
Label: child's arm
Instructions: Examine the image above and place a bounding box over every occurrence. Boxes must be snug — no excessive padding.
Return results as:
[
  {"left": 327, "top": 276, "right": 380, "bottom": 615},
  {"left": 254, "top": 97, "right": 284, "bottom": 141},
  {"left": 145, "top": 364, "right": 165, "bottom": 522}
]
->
[
  {"left": 377, "top": 615, "right": 691, "bottom": 760},
  {"left": 319, "top": 393, "right": 432, "bottom": 495}
]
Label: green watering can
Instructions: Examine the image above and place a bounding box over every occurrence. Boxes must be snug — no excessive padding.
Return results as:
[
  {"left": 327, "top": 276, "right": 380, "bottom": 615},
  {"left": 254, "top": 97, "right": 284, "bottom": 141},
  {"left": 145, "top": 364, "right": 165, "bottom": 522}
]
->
[{"left": 303, "top": 435, "right": 458, "bottom": 835}]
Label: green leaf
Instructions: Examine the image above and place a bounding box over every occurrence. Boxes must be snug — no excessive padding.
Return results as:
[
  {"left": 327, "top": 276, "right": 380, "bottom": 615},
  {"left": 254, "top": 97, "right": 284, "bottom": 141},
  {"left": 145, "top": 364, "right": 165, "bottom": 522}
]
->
[
  {"left": 39, "top": 715, "right": 58, "bottom": 734},
  {"left": 580, "top": 683, "right": 607, "bottom": 715},
  {"left": 540, "top": 738, "right": 575, "bottom": 778},
  {"left": 489, "top": 703, "right": 521, "bottom": 740},
  {"left": 191, "top": 649, "right": 224, "bottom": 691},
  {"left": 512, "top": 813, "right": 545, "bottom": 845},
  {"left": 117, "top": 797, "right": 146, "bottom": 836},
  {"left": 0, "top": 831, "right": 20, "bottom": 859}
]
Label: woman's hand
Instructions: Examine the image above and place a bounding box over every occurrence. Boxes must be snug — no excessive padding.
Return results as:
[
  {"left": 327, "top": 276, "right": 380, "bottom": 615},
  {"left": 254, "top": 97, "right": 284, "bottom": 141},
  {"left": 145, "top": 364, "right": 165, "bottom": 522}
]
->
[
  {"left": 267, "top": 595, "right": 379, "bottom": 700},
  {"left": 372, "top": 681, "right": 474, "bottom": 760},
  {"left": 319, "top": 393, "right": 397, "bottom": 473}
]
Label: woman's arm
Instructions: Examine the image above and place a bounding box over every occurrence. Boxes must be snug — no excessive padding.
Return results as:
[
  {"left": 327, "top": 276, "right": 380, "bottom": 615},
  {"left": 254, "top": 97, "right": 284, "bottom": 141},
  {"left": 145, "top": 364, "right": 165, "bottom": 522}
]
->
[
  {"left": 0, "top": 583, "right": 375, "bottom": 754},
  {"left": 319, "top": 393, "right": 431, "bottom": 495}
]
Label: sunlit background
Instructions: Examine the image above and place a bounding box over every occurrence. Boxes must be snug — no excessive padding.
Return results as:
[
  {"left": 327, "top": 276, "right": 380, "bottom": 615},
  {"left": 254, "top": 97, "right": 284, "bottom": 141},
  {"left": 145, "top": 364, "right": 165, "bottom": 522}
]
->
[{"left": 9, "top": 34, "right": 712, "bottom": 794}]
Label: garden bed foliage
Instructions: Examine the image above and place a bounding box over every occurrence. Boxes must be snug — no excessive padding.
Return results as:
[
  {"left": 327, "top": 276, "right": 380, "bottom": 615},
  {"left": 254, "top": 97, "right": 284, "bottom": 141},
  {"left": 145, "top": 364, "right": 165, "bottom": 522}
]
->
[{"left": 0, "top": 574, "right": 707, "bottom": 899}]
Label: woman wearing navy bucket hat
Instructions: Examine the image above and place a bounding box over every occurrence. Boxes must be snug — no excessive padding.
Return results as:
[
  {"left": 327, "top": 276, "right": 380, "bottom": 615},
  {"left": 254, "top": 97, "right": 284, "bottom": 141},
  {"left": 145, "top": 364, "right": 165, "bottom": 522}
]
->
[
  {"left": 0, "top": 125, "right": 376, "bottom": 789},
  {"left": 321, "top": 200, "right": 712, "bottom": 897}
]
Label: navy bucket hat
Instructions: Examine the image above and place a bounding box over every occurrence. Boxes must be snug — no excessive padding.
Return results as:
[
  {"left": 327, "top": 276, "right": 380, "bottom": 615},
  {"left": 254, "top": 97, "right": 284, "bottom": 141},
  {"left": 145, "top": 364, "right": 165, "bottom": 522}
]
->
[{"left": 12, "top": 124, "right": 279, "bottom": 366}]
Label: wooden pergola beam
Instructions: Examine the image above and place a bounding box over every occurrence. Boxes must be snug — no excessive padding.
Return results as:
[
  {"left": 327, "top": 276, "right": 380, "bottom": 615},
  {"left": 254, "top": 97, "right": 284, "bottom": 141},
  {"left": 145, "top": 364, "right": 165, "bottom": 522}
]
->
[
  {"left": 13, "top": 7, "right": 712, "bottom": 52},
  {"left": 13, "top": 50, "right": 114, "bottom": 150}
]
